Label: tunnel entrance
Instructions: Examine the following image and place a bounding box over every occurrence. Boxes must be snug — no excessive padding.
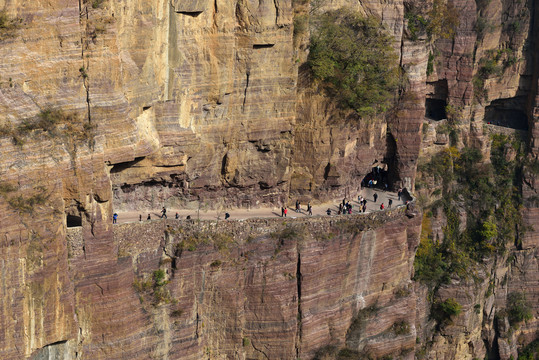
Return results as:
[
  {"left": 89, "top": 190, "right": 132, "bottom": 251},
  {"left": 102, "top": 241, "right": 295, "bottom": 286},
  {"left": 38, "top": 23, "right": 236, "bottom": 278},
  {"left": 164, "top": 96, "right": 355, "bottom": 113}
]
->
[
  {"left": 425, "top": 98, "right": 447, "bottom": 120},
  {"left": 65, "top": 200, "right": 83, "bottom": 228},
  {"left": 361, "top": 163, "right": 389, "bottom": 190},
  {"left": 484, "top": 97, "right": 528, "bottom": 130},
  {"left": 425, "top": 79, "right": 448, "bottom": 120},
  {"left": 66, "top": 214, "right": 82, "bottom": 227}
]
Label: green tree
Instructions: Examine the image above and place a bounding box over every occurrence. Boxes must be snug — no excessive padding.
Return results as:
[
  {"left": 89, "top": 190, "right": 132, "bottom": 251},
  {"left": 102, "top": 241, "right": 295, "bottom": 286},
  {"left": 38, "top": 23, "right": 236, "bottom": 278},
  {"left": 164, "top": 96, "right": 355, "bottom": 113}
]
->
[
  {"left": 426, "top": 0, "right": 460, "bottom": 39},
  {"left": 308, "top": 9, "right": 401, "bottom": 117},
  {"left": 507, "top": 292, "right": 532, "bottom": 326},
  {"left": 479, "top": 221, "right": 497, "bottom": 241}
]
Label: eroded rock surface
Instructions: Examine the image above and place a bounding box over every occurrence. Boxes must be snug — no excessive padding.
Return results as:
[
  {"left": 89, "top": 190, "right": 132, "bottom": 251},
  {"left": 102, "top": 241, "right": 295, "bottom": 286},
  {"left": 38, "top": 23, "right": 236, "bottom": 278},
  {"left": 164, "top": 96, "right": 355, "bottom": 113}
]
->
[{"left": 0, "top": 0, "right": 538, "bottom": 358}]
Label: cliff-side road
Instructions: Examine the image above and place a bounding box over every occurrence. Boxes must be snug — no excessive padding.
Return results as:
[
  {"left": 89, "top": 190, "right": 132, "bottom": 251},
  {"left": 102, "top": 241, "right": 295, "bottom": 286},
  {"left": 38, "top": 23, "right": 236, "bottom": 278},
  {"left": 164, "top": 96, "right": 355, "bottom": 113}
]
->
[{"left": 114, "top": 188, "right": 407, "bottom": 223}]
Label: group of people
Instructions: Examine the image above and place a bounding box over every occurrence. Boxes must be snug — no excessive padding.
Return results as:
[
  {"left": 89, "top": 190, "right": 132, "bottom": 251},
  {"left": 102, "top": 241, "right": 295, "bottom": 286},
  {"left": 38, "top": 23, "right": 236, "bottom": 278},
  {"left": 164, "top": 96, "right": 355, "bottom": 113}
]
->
[
  {"left": 338, "top": 200, "right": 354, "bottom": 214},
  {"left": 112, "top": 186, "right": 407, "bottom": 223},
  {"left": 131, "top": 207, "right": 230, "bottom": 223},
  {"left": 281, "top": 201, "right": 313, "bottom": 217}
]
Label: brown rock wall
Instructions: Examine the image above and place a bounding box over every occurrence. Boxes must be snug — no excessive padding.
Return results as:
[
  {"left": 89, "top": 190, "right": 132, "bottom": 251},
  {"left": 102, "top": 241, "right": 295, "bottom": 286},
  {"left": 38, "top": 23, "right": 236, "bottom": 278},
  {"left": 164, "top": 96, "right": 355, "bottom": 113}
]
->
[
  {"left": 0, "top": 172, "right": 75, "bottom": 358},
  {"left": 522, "top": 0, "right": 539, "bottom": 250},
  {"left": 291, "top": 93, "right": 387, "bottom": 201},
  {"left": 53, "top": 210, "right": 421, "bottom": 359},
  {"left": 0, "top": 0, "right": 538, "bottom": 358},
  {"left": 298, "top": 214, "right": 421, "bottom": 359}
]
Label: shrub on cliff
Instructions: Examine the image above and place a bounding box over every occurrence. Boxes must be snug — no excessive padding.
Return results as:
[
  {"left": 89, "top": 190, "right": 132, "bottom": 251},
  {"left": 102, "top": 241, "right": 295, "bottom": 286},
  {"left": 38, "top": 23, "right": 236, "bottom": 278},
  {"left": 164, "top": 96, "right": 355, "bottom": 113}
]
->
[
  {"left": 392, "top": 320, "right": 411, "bottom": 335},
  {"left": 507, "top": 292, "right": 532, "bottom": 327},
  {"left": 308, "top": 9, "right": 400, "bottom": 117},
  {"left": 0, "top": 108, "right": 95, "bottom": 146},
  {"left": 518, "top": 339, "right": 539, "bottom": 360},
  {"left": 92, "top": 0, "right": 107, "bottom": 9},
  {"left": 0, "top": 185, "right": 48, "bottom": 214},
  {"left": 414, "top": 135, "right": 524, "bottom": 300},
  {"left": 0, "top": 10, "right": 20, "bottom": 39},
  {"left": 432, "top": 298, "right": 462, "bottom": 324},
  {"left": 404, "top": 0, "right": 459, "bottom": 41}
]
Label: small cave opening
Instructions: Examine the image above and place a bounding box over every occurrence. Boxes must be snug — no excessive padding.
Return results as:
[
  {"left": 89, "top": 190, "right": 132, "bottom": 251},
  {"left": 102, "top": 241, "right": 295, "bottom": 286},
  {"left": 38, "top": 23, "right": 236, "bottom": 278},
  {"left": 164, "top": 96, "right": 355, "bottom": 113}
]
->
[
  {"left": 484, "top": 97, "right": 528, "bottom": 130},
  {"left": 425, "top": 98, "right": 447, "bottom": 120},
  {"left": 65, "top": 200, "right": 83, "bottom": 227},
  {"left": 221, "top": 153, "right": 228, "bottom": 176},
  {"left": 258, "top": 181, "right": 271, "bottom": 190},
  {"left": 177, "top": 11, "right": 203, "bottom": 17},
  {"left": 425, "top": 79, "right": 448, "bottom": 120},
  {"left": 66, "top": 214, "right": 82, "bottom": 227},
  {"left": 110, "top": 157, "right": 145, "bottom": 174},
  {"left": 253, "top": 43, "right": 274, "bottom": 49},
  {"left": 249, "top": 140, "right": 271, "bottom": 153},
  {"left": 323, "top": 163, "right": 331, "bottom": 180}
]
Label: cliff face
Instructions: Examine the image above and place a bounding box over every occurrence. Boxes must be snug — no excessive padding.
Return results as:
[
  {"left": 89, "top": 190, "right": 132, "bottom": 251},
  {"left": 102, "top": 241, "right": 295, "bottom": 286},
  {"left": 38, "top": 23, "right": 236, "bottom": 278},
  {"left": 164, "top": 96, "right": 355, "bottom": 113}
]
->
[
  {"left": 16, "top": 211, "right": 419, "bottom": 359},
  {"left": 0, "top": 0, "right": 538, "bottom": 358}
]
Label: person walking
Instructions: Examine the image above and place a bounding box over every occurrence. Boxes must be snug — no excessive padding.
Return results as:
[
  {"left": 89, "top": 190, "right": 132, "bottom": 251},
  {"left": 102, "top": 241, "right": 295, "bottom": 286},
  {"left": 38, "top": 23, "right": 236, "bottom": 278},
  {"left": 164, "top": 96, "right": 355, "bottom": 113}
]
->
[
  {"left": 161, "top": 207, "right": 167, "bottom": 219},
  {"left": 362, "top": 204, "right": 366, "bottom": 213},
  {"left": 373, "top": 193, "right": 378, "bottom": 202},
  {"left": 380, "top": 203, "right": 384, "bottom": 210},
  {"left": 175, "top": 212, "right": 179, "bottom": 219},
  {"left": 113, "top": 213, "right": 118, "bottom": 224},
  {"left": 398, "top": 188, "right": 402, "bottom": 201},
  {"left": 284, "top": 207, "right": 288, "bottom": 217},
  {"left": 281, "top": 206, "right": 285, "bottom": 217},
  {"left": 307, "top": 202, "right": 312, "bottom": 216},
  {"left": 139, "top": 214, "right": 142, "bottom": 221},
  {"left": 147, "top": 214, "right": 151, "bottom": 220},
  {"left": 388, "top": 199, "right": 393, "bottom": 208}
]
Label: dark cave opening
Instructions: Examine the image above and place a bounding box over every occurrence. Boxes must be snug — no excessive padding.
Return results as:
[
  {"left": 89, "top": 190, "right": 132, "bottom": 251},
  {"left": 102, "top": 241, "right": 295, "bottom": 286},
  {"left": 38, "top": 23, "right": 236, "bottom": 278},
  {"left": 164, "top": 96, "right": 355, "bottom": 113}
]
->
[
  {"left": 484, "top": 97, "right": 528, "bottom": 130},
  {"left": 110, "top": 157, "right": 145, "bottom": 174},
  {"left": 253, "top": 43, "right": 275, "bottom": 49},
  {"left": 425, "top": 98, "right": 447, "bottom": 120},
  {"left": 66, "top": 214, "right": 82, "bottom": 227}
]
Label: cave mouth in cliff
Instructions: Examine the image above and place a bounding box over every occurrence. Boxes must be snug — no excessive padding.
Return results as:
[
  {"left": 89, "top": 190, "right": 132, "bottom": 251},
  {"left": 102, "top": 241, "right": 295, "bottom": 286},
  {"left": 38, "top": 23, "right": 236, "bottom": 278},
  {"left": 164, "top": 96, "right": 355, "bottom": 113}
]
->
[
  {"left": 177, "top": 11, "right": 203, "bottom": 17},
  {"left": 110, "top": 157, "right": 145, "bottom": 174},
  {"left": 361, "top": 164, "right": 388, "bottom": 189},
  {"left": 66, "top": 214, "right": 82, "bottom": 227},
  {"left": 425, "top": 98, "right": 447, "bottom": 120},
  {"left": 253, "top": 43, "right": 274, "bottom": 49},
  {"left": 484, "top": 97, "right": 528, "bottom": 130}
]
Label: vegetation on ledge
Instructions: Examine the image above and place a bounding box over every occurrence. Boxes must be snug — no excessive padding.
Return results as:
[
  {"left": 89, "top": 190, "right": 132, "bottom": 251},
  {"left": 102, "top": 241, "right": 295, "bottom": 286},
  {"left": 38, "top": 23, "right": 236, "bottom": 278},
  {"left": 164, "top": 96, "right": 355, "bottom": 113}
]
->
[
  {"left": 0, "top": 108, "right": 95, "bottom": 146},
  {"left": 414, "top": 134, "right": 524, "bottom": 295},
  {"left": 307, "top": 8, "right": 401, "bottom": 117},
  {"left": 0, "top": 10, "right": 21, "bottom": 40},
  {"left": 404, "top": 0, "right": 459, "bottom": 41}
]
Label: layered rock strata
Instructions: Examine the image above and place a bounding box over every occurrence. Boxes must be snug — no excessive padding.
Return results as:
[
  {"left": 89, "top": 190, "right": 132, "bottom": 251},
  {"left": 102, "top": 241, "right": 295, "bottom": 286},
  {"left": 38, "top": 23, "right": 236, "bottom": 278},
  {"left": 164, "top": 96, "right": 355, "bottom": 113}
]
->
[
  {"left": 4, "top": 208, "right": 421, "bottom": 359},
  {"left": 0, "top": 0, "right": 538, "bottom": 358}
]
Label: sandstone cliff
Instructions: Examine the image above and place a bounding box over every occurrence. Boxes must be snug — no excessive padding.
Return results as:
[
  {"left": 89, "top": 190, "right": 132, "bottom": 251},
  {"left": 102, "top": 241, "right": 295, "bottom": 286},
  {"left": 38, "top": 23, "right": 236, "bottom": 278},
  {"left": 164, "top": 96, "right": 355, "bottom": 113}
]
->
[
  {"left": 6, "top": 209, "right": 421, "bottom": 359},
  {"left": 0, "top": 0, "right": 538, "bottom": 358}
]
